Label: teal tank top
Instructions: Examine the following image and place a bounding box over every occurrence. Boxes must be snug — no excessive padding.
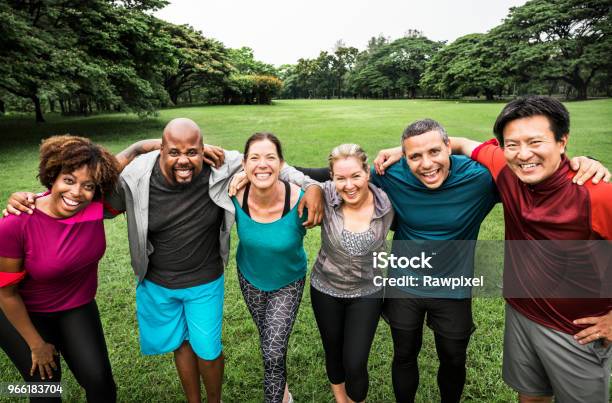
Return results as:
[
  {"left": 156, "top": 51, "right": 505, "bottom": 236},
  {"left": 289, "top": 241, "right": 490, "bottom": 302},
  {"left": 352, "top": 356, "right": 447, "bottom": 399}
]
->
[{"left": 232, "top": 187, "right": 307, "bottom": 291}]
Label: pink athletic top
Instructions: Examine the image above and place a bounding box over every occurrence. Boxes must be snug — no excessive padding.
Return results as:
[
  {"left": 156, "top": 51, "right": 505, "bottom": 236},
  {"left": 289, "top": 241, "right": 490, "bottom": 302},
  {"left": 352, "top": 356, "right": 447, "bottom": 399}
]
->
[{"left": 0, "top": 201, "right": 105, "bottom": 312}]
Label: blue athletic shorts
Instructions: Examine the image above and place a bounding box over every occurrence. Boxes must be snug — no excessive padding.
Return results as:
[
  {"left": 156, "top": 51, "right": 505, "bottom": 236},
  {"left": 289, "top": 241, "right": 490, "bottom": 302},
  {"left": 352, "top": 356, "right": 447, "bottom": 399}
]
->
[{"left": 135, "top": 275, "right": 224, "bottom": 360}]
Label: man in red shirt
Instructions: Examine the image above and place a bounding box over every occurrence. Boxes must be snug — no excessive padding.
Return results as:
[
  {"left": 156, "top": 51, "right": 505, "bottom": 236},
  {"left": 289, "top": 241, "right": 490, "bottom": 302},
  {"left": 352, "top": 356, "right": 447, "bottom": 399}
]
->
[{"left": 453, "top": 96, "right": 611, "bottom": 403}]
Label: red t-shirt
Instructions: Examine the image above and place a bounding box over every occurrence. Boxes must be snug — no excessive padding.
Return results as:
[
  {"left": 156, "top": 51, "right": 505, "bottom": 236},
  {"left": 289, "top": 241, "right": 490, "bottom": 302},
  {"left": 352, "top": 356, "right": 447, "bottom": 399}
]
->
[
  {"left": 0, "top": 201, "right": 105, "bottom": 312},
  {"left": 472, "top": 139, "right": 612, "bottom": 334}
]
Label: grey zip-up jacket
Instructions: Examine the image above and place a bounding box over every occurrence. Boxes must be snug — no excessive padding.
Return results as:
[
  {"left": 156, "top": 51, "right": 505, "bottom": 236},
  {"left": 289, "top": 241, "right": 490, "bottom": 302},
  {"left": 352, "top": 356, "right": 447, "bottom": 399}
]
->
[
  {"left": 105, "top": 150, "right": 316, "bottom": 284},
  {"left": 310, "top": 181, "right": 394, "bottom": 296}
]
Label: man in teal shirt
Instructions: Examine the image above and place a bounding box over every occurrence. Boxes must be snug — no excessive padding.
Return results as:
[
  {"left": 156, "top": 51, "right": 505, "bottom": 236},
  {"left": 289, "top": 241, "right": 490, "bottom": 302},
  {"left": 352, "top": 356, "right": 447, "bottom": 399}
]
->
[{"left": 371, "top": 119, "right": 496, "bottom": 403}]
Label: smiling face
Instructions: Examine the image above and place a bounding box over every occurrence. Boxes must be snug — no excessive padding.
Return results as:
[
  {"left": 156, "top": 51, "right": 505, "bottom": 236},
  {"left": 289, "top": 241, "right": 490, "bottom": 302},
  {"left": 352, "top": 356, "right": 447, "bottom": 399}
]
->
[
  {"left": 332, "top": 157, "right": 370, "bottom": 206},
  {"left": 502, "top": 115, "right": 568, "bottom": 185},
  {"left": 403, "top": 130, "right": 451, "bottom": 189},
  {"left": 159, "top": 121, "right": 204, "bottom": 186},
  {"left": 48, "top": 165, "right": 96, "bottom": 218},
  {"left": 243, "top": 139, "right": 282, "bottom": 189}
]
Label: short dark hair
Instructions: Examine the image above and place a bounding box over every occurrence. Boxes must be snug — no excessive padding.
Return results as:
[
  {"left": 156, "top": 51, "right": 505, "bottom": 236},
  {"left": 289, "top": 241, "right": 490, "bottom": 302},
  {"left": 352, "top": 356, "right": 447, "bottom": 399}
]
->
[
  {"left": 401, "top": 119, "right": 449, "bottom": 145},
  {"left": 493, "top": 96, "right": 570, "bottom": 146},
  {"left": 38, "top": 135, "right": 119, "bottom": 198},
  {"left": 243, "top": 132, "right": 284, "bottom": 161}
]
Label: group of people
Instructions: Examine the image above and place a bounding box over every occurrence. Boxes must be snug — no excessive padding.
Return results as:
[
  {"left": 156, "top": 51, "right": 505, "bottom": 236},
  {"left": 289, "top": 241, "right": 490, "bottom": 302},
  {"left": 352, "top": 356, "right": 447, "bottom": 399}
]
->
[{"left": 0, "top": 95, "right": 611, "bottom": 403}]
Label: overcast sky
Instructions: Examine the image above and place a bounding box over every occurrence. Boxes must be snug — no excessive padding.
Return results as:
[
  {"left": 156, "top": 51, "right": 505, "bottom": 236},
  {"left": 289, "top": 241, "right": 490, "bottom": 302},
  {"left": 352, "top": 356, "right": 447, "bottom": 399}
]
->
[{"left": 155, "top": 0, "right": 528, "bottom": 66}]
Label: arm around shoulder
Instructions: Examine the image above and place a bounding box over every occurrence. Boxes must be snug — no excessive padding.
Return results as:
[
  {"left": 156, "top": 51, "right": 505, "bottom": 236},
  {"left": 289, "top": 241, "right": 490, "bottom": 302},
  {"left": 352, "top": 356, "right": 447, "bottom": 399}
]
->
[{"left": 449, "top": 137, "right": 482, "bottom": 157}]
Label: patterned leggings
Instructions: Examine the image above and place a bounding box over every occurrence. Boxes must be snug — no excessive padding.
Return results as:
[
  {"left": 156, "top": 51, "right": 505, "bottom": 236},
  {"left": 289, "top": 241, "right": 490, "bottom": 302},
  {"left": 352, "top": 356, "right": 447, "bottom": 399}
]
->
[{"left": 238, "top": 271, "right": 305, "bottom": 403}]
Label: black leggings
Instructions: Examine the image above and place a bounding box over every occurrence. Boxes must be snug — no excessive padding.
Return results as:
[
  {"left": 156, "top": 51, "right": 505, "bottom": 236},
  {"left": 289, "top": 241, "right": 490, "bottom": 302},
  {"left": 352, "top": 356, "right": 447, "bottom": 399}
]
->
[
  {"left": 391, "top": 327, "right": 470, "bottom": 403},
  {"left": 0, "top": 300, "right": 116, "bottom": 403},
  {"left": 310, "top": 286, "right": 382, "bottom": 402}
]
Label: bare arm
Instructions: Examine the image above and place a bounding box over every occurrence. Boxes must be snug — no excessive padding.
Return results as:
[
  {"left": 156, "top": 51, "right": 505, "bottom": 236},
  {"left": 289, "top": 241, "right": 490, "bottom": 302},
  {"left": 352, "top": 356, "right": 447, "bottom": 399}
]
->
[
  {"left": 449, "top": 137, "right": 482, "bottom": 157},
  {"left": 115, "top": 139, "right": 162, "bottom": 172},
  {"left": 0, "top": 257, "right": 58, "bottom": 379},
  {"left": 373, "top": 146, "right": 402, "bottom": 175}
]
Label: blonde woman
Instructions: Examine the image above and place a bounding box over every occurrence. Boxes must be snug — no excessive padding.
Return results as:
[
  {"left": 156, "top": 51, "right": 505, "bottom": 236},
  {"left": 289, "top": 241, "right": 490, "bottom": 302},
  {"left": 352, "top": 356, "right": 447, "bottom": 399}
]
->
[{"left": 300, "top": 144, "right": 394, "bottom": 403}]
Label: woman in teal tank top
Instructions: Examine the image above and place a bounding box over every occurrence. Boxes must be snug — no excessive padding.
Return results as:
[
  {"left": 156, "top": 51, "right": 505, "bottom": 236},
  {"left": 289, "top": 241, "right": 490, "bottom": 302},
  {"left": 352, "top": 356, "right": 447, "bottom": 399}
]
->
[{"left": 232, "top": 132, "right": 308, "bottom": 403}]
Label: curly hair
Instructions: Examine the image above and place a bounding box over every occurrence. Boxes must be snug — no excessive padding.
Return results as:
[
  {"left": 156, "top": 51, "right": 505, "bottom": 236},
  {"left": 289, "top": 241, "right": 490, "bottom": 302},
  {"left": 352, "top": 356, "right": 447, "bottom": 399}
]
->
[{"left": 38, "top": 135, "right": 120, "bottom": 198}]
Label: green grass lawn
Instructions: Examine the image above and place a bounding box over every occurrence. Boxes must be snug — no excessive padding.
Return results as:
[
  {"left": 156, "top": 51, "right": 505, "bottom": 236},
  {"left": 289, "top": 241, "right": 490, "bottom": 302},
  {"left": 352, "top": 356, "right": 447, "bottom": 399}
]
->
[{"left": 1, "top": 99, "right": 611, "bottom": 402}]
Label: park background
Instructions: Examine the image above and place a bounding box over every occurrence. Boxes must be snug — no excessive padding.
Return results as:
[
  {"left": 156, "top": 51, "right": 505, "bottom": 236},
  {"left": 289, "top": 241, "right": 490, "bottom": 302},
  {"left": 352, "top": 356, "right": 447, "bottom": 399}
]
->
[{"left": 1, "top": 0, "right": 611, "bottom": 401}]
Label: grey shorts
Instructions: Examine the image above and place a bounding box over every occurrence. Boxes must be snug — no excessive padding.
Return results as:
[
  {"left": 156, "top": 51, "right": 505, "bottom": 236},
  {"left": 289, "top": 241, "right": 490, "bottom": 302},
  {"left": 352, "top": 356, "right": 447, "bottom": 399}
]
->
[{"left": 503, "top": 303, "right": 612, "bottom": 403}]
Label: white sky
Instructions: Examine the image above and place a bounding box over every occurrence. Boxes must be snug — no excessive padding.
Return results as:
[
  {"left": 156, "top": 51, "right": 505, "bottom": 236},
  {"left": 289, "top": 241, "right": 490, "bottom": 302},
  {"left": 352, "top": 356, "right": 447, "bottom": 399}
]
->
[{"left": 155, "top": 0, "right": 528, "bottom": 66}]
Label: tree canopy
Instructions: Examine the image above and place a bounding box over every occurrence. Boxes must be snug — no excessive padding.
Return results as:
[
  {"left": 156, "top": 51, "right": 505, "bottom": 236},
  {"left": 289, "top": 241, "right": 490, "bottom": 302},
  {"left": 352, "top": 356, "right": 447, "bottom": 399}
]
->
[{"left": 1, "top": 0, "right": 610, "bottom": 121}]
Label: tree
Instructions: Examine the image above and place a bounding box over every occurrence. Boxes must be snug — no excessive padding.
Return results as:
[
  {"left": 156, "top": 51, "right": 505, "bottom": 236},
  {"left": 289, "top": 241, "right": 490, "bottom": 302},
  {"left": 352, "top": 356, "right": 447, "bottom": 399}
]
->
[
  {"left": 421, "top": 33, "right": 505, "bottom": 100},
  {"left": 161, "top": 22, "right": 232, "bottom": 105},
  {"left": 223, "top": 75, "right": 282, "bottom": 104},
  {"left": 0, "top": 0, "right": 173, "bottom": 122},
  {"left": 348, "top": 35, "right": 443, "bottom": 98},
  {"left": 495, "top": 0, "right": 612, "bottom": 99},
  {"left": 332, "top": 46, "right": 359, "bottom": 97},
  {"left": 227, "top": 47, "right": 277, "bottom": 76}
]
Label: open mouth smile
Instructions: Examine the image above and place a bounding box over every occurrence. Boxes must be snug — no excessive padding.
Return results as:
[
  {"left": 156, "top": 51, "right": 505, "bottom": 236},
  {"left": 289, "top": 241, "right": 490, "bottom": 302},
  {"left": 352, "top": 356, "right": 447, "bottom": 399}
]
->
[
  {"left": 62, "top": 196, "right": 82, "bottom": 208},
  {"left": 254, "top": 173, "right": 272, "bottom": 180}
]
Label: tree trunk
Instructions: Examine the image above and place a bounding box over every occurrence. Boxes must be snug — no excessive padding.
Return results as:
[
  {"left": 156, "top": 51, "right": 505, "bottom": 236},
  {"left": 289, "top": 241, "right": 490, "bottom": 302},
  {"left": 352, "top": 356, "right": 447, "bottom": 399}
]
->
[
  {"left": 170, "top": 91, "right": 179, "bottom": 105},
  {"left": 575, "top": 83, "right": 588, "bottom": 100},
  {"left": 485, "top": 90, "right": 494, "bottom": 101},
  {"left": 0, "top": 99, "right": 4, "bottom": 114},
  {"left": 32, "top": 96, "right": 45, "bottom": 123}
]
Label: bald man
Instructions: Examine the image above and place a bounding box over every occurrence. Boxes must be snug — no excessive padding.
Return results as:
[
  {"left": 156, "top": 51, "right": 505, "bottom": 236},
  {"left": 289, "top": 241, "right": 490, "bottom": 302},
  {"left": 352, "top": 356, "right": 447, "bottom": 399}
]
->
[{"left": 100, "top": 119, "right": 322, "bottom": 402}]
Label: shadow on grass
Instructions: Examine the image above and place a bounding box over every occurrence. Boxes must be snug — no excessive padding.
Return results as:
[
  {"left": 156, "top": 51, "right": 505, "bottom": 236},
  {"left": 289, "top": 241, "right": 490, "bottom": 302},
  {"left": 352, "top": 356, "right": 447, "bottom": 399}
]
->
[{"left": 0, "top": 113, "right": 165, "bottom": 149}]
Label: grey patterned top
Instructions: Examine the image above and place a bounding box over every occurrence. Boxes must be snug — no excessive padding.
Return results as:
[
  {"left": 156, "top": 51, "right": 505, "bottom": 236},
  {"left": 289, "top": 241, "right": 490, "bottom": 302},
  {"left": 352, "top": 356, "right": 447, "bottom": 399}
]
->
[
  {"left": 341, "top": 228, "right": 376, "bottom": 256},
  {"left": 310, "top": 181, "right": 395, "bottom": 299},
  {"left": 312, "top": 227, "right": 380, "bottom": 298}
]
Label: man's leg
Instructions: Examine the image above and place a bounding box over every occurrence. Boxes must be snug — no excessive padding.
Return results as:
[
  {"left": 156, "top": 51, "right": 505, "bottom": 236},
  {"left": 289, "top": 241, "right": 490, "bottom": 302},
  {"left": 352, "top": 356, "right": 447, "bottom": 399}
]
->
[
  {"left": 198, "top": 353, "right": 224, "bottom": 403},
  {"left": 432, "top": 332, "right": 470, "bottom": 403},
  {"left": 390, "top": 326, "right": 423, "bottom": 403},
  {"left": 136, "top": 280, "right": 194, "bottom": 401},
  {"left": 502, "top": 304, "right": 553, "bottom": 402},
  {"left": 183, "top": 275, "right": 226, "bottom": 403},
  {"left": 505, "top": 304, "right": 612, "bottom": 403},
  {"left": 425, "top": 298, "right": 474, "bottom": 403},
  {"left": 174, "top": 341, "right": 202, "bottom": 403},
  {"left": 383, "top": 298, "right": 426, "bottom": 403}
]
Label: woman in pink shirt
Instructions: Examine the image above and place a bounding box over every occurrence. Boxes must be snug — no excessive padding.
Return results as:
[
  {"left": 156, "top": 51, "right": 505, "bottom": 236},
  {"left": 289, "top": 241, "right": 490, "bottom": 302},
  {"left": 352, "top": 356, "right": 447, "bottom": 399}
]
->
[{"left": 0, "top": 135, "right": 120, "bottom": 403}]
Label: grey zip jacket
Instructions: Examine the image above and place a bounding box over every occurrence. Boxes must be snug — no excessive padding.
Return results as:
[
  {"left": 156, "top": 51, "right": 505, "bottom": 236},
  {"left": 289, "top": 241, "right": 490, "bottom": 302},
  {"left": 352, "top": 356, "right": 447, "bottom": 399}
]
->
[
  {"left": 310, "top": 181, "right": 394, "bottom": 296},
  {"left": 105, "top": 150, "right": 316, "bottom": 284}
]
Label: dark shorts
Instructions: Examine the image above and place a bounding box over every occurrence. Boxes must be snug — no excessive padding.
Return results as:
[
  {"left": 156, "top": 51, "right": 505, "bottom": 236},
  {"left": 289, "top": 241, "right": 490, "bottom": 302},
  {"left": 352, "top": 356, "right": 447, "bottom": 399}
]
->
[{"left": 382, "top": 295, "right": 475, "bottom": 339}]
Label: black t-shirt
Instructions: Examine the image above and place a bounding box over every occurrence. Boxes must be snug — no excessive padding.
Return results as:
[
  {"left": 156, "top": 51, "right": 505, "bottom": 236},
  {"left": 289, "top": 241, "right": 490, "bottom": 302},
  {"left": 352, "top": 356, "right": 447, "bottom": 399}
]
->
[{"left": 145, "top": 158, "right": 224, "bottom": 288}]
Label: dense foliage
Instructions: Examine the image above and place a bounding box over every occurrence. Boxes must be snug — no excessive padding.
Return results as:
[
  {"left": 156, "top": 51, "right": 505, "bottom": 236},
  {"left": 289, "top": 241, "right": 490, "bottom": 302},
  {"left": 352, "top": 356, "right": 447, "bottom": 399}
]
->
[{"left": 1, "top": 0, "right": 610, "bottom": 122}]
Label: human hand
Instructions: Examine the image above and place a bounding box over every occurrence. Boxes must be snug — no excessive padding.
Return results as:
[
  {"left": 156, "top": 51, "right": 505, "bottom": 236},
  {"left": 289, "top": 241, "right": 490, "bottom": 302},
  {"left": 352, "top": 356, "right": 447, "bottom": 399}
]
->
[
  {"left": 373, "top": 146, "right": 403, "bottom": 175},
  {"left": 228, "top": 171, "right": 248, "bottom": 197},
  {"left": 573, "top": 310, "right": 612, "bottom": 346},
  {"left": 299, "top": 185, "right": 323, "bottom": 228},
  {"left": 30, "top": 341, "right": 58, "bottom": 380},
  {"left": 569, "top": 156, "right": 611, "bottom": 185},
  {"left": 3, "top": 192, "right": 37, "bottom": 217},
  {"left": 203, "top": 144, "right": 225, "bottom": 168}
]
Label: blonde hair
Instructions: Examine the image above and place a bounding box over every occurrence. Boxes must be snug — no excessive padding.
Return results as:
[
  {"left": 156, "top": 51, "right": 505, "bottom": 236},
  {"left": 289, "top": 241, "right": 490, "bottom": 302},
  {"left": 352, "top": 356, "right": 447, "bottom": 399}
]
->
[{"left": 328, "top": 143, "right": 369, "bottom": 174}]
